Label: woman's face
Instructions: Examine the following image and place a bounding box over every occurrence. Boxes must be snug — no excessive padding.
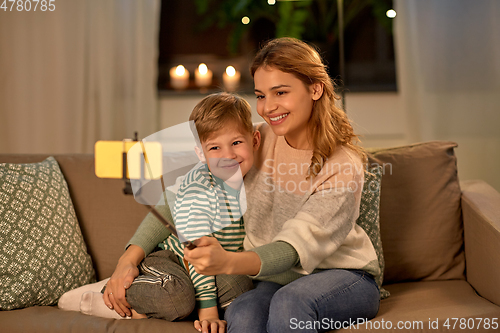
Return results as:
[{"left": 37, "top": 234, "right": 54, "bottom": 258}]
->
[{"left": 253, "top": 66, "right": 322, "bottom": 149}]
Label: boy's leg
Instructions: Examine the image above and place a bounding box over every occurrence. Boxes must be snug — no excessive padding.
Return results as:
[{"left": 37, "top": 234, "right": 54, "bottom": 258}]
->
[
  {"left": 125, "top": 249, "right": 195, "bottom": 321},
  {"left": 216, "top": 274, "right": 254, "bottom": 310},
  {"left": 58, "top": 278, "right": 129, "bottom": 320}
]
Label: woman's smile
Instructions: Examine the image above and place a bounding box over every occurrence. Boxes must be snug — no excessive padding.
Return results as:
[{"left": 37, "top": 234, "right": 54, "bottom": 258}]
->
[{"left": 268, "top": 112, "right": 289, "bottom": 125}]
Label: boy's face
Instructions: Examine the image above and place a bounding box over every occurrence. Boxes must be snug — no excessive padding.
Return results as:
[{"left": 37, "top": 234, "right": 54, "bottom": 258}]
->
[{"left": 196, "top": 121, "right": 260, "bottom": 188}]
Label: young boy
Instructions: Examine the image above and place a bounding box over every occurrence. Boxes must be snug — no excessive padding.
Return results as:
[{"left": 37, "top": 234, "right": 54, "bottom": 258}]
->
[
  {"left": 58, "top": 93, "right": 260, "bottom": 330},
  {"left": 142, "top": 92, "right": 261, "bottom": 329}
]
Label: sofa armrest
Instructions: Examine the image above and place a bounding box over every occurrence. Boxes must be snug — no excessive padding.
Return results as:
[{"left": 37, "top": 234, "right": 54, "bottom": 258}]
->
[{"left": 461, "top": 180, "right": 500, "bottom": 307}]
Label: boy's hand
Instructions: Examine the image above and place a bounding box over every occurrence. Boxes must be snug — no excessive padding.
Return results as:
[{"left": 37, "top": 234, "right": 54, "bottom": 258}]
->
[
  {"left": 194, "top": 318, "right": 227, "bottom": 333},
  {"left": 195, "top": 306, "right": 226, "bottom": 333}
]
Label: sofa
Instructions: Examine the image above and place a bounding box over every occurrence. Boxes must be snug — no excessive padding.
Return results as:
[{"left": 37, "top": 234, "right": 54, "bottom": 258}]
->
[{"left": 1, "top": 141, "right": 499, "bottom": 333}]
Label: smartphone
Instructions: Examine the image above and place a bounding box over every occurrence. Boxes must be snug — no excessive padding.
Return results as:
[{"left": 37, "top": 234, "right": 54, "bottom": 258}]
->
[{"left": 94, "top": 140, "right": 162, "bottom": 179}]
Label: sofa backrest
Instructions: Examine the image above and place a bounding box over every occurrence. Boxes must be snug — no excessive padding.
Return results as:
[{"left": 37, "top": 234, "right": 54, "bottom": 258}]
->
[
  {"left": 0, "top": 141, "right": 466, "bottom": 284},
  {"left": 368, "top": 141, "right": 465, "bottom": 284}
]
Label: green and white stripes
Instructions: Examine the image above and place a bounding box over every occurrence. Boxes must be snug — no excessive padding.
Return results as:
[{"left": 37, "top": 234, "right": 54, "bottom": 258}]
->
[{"left": 159, "top": 164, "right": 245, "bottom": 308}]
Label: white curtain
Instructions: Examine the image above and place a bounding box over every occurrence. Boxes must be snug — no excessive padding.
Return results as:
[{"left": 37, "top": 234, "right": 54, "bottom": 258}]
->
[
  {"left": 0, "top": 0, "right": 160, "bottom": 154},
  {"left": 394, "top": 0, "right": 500, "bottom": 190}
]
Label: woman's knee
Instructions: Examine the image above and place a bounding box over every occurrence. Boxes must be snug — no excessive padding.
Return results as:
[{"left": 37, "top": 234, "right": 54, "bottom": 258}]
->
[
  {"left": 224, "top": 286, "right": 255, "bottom": 321},
  {"left": 267, "top": 271, "right": 380, "bottom": 332},
  {"left": 270, "top": 284, "right": 315, "bottom": 313},
  {"left": 267, "top": 286, "right": 316, "bottom": 332},
  {"left": 226, "top": 282, "right": 281, "bottom": 333}
]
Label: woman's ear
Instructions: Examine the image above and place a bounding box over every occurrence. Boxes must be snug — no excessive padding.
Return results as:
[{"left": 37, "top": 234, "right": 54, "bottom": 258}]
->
[
  {"left": 194, "top": 146, "right": 206, "bottom": 163},
  {"left": 253, "top": 130, "right": 261, "bottom": 151},
  {"left": 311, "top": 83, "right": 324, "bottom": 101}
]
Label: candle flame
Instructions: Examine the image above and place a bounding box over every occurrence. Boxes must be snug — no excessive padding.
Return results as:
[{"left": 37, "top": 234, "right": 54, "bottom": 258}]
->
[
  {"left": 226, "top": 66, "right": 236, "bottom": 77},
  {"left": 175, "top": 65, "right": 186, "bottom": 76},
  {"left": 198, "top": 63, "right": 208, "bottom": 75}
]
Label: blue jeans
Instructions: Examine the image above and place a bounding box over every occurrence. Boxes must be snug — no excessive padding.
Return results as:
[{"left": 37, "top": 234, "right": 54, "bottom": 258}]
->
[{"left": 225, "top": 269, "right": 380, "bottom": 333}]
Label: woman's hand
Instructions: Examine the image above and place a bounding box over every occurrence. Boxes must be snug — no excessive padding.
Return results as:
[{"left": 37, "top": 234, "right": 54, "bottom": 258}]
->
[
  {"left": 184, "top": 236, "right": 230, "bottom": 275},
  {"left": 184, "top": 236, "right": 261, "bottom": 276},
  {"left": 102, "top": 245, "right": 144, "bottom": 317}
]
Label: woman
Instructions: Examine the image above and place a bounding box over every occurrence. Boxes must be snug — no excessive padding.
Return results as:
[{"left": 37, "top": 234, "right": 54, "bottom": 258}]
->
[{"left": 105, "top": 37, "right": 380, "bottom": 333}]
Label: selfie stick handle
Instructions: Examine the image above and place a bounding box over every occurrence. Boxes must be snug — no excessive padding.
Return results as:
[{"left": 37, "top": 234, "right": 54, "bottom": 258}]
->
[
  {"left": 137, "top": 138, "right": 196, "bottom": 250},
  {"left": 144, "top": 204, "right": 196, "bottom": 250}
]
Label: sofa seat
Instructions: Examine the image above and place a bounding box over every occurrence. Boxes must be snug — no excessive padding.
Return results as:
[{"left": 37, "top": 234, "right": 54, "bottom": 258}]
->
[
  {"left": 342, "top": 280, "right": 500, "bottom": 333},
  {"left": 1, "top": 306, "right": 199, "bottom": 333},
  {"left": 2, "top": 280, "right": 497, "bottom": 333}
]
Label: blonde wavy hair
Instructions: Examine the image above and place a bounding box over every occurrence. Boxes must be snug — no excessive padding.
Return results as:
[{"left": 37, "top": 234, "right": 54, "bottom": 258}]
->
[{"left": 250, "top": 37, "right": 367, "bottom": 177}]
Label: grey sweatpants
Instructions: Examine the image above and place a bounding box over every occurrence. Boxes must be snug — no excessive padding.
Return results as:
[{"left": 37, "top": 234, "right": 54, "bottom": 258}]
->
[{"left": 122, "top": 249, "right": 253, "bottom": 321}]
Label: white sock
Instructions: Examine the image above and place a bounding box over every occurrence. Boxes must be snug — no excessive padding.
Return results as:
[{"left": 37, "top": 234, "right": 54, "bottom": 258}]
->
[
  {"left": 80, "top": 291, "right": 130, "bottom": 320},
  {"left": 58, "top": 278, "right": 110, "bottom": 312}
]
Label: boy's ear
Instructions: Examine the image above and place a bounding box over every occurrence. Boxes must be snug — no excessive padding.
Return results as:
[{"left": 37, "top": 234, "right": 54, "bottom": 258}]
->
[
  {"left": 194, "top": 146, "right": 206, "bottom": 163},
  {"left": 253, "top": 130, "right": 261, "bottom": 151},
  {"left": 311, "top": 82, "right": 324, "bottom": 101}
]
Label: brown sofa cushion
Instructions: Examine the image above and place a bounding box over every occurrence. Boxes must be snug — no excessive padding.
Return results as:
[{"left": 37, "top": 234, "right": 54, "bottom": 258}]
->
[{"left": 367, "top": 141, "right": 464, "bottom": 284}]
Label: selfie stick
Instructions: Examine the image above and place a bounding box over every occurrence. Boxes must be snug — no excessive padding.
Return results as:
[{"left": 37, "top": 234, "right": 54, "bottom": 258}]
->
[{"left": 122, "top": 134, "right": 196, "bottom": 250}]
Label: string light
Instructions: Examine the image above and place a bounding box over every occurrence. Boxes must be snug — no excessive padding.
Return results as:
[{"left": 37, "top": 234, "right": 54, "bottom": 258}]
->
[{"left": 386, "top": 9, "right": 397, "bottom": 18}]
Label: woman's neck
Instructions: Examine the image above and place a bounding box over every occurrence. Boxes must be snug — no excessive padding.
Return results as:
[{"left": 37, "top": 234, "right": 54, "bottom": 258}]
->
[{"left": 284, "top": 127, "right": 313, "bottom": 150}]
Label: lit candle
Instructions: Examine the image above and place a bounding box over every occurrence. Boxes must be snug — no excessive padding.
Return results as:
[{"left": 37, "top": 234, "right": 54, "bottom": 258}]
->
[
  {"left": 195, "top": 63, "right": 213, "bottom": 88},
  {"left": 223, "top": 66, "right": 240, "bottom": 92},
  {"left": 169, "top": 65, "right": 189, "bottom": 90}
]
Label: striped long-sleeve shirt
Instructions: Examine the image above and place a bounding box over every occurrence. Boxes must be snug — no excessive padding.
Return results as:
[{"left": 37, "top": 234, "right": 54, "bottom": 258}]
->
[{"left": 158, "top": 163, "right": 245, "bottom": 309}]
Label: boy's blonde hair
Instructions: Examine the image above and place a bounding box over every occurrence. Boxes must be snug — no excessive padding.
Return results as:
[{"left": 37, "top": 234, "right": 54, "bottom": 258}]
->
[{"left": 189, "top": 92, "right": 253, "bottom": 143}]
